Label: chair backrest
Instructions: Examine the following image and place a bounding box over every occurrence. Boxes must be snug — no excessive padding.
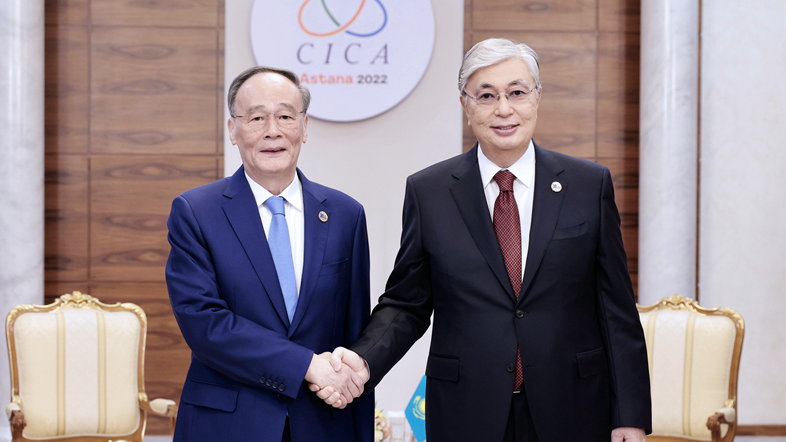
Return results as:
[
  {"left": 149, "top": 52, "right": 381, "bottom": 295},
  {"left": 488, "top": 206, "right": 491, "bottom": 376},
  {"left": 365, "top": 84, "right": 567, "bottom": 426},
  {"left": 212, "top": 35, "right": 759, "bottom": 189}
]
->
[
  {"left": 6, "top": 292, "right": 149, "bottom": 440},
  {"left": 638, "top": 295, "right": 744, "bottom": 441}
]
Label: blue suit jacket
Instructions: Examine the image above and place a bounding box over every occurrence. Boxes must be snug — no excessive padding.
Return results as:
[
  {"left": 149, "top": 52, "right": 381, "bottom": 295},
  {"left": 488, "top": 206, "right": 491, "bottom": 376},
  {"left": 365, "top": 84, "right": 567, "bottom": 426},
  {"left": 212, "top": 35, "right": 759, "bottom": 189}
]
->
[{"left": 166, "top": 166, "right": 373, "bottom": 442}]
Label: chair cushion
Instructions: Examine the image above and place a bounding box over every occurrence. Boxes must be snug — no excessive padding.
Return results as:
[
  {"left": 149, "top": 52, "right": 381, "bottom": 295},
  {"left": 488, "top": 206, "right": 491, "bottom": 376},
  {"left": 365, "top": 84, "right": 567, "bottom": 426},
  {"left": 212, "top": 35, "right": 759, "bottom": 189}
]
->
[
  {"left": 14, "top": 308, "right": 141, "bottom": 437},
  {"left": 640, "top": 309, "right": 736, "bottom": 439}
]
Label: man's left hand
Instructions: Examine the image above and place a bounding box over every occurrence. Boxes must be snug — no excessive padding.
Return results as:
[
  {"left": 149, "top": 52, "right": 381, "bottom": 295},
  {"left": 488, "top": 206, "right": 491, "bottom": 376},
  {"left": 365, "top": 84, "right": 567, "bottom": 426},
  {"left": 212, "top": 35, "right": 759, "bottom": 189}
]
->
[{"left": 611, "top": 427, "right": 645, "bottom": 442}]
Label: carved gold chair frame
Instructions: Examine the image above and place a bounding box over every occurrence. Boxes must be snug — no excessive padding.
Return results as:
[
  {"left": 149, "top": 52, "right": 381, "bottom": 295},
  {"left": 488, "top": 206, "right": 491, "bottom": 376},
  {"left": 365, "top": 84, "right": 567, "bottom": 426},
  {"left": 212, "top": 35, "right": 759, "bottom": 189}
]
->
[
  {"left": 638, "top": 294, "right": 745, "bottom": 442},
  {"left": 5, "top": 291, "right": 177, "bottom": 442}
]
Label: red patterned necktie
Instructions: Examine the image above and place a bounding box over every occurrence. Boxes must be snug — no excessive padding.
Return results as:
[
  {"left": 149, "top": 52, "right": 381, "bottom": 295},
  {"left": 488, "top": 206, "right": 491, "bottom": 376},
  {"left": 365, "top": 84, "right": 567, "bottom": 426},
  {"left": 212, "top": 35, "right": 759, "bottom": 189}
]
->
[{"left": 493, "top": 170, "right": 524, "bottom": 391}]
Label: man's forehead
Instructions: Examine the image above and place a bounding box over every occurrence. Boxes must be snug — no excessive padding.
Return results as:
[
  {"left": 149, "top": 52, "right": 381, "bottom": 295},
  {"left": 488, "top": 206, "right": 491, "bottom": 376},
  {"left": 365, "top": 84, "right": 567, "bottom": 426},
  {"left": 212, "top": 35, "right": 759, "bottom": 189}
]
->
[
  {"left": 236, "top": 73, "right": 301, "bottom": 106},
  {"left": 468, "top": 59, "right": 535, "bottom": 88}
]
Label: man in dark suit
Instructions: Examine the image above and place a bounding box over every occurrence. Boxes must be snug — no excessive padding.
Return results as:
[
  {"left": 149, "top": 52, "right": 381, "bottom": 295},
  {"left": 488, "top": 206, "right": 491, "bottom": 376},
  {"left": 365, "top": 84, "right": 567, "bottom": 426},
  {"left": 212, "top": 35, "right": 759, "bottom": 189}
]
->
[
  {"left": 166, "top": 66, "right": 372, "bottom": 442},
  {"left": 313, "top": 38, "right": 651, "bottom": 442}
]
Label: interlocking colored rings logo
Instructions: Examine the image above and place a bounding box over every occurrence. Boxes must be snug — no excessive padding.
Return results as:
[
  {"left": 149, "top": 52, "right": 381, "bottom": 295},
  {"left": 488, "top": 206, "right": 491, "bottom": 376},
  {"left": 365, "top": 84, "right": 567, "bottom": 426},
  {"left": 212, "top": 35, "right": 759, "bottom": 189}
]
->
[{"left": 299, "top": 0, "right": 388, "bottom": 37}]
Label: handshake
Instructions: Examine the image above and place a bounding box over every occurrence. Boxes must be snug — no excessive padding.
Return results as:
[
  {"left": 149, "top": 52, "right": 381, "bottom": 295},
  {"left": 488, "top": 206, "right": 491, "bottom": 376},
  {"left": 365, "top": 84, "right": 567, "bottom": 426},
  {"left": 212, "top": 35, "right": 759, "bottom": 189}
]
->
[{"left": 304, "top": 347, "right": 369, "bottom": 409}]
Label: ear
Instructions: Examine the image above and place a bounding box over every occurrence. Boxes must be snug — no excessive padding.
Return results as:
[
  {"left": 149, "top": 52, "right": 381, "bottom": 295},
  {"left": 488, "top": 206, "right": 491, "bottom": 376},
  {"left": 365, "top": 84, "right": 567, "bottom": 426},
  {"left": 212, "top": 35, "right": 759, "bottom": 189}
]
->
[
  {"left": 227, "top": 118, "right": 237, "bottom": 145},
  {"left": 301, "top": 115, "right": 309, "bottom": 144},
  {"left": 459, "top": 96, "right": 470, "bottom": 124}
]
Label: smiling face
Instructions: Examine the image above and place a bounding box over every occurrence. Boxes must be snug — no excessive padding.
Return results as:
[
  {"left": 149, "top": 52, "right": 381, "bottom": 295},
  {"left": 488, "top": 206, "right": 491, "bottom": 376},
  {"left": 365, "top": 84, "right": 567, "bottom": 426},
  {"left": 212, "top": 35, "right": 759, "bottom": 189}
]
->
[
  {"left": 228, "top": 72, "right": 308, "bottom": 194},
  {"left": 461, "top": 57, "right": 541, "bottom": 168}
]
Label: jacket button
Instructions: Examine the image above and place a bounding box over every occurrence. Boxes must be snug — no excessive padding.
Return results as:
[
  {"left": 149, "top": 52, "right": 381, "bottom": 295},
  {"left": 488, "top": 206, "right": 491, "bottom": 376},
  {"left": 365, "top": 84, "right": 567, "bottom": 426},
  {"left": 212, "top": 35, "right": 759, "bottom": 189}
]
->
[
  {"left": 506, "top": 363, "right": 515, "bottom": 373},
  {"left": 259, "top": 376, "right": 266, "bottom": 384},
  {"left": 272, "top": 382, "right": 279, "bottom": 389},
  {"left": 266, "top": 380, "right": 272, "bottom": 387},
  {"left": 279, "top": 384, "right": 286, "bottom": 392},
  {"left": 515, "top": 310, "right": 525, "bottom": 318}
]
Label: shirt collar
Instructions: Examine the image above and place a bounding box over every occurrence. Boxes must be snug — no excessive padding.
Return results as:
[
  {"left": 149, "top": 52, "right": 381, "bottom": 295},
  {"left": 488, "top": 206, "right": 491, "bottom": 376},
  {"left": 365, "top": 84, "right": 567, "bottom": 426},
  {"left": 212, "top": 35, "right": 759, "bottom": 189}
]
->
[
  {"left": 245, "top": 171, "right": 304, "bottom": 213},
  {"left": 477, "top": 139, "right": 536, "bottom": 190}
]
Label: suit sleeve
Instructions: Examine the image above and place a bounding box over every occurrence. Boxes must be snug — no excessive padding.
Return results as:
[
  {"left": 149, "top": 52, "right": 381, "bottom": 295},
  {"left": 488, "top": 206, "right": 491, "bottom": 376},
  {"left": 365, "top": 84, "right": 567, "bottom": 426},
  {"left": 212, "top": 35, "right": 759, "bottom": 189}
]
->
[
  {"left": 165, "top": 195, "right": 313, "bottom": 399},
  {"left": 351, "top": 176, "right": 434, "bottom": 388},
  {"left": 595, "top": 168, "right": 653, "bottom": 433},
  {"left": 345, "top": 206, "right": 375, "bottom": 442}
]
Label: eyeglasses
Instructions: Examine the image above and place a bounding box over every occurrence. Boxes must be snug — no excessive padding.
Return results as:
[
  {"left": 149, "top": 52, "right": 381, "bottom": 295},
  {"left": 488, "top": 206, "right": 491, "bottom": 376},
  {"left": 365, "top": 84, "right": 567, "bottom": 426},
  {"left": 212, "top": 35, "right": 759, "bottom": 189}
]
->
[
  {"left": 231, "top": 110, "right": 306, "bottom": 129},
  {"left": 464, "top": 85, "right": 540, "bottom": 107}
]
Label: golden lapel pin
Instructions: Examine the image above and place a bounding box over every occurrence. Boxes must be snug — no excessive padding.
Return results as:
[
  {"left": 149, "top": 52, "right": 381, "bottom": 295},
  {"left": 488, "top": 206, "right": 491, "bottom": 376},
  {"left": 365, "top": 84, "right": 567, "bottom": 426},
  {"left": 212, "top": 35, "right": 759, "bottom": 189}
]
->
[{"left": 318, "top": 211, "right": 328, "bottom": 222}]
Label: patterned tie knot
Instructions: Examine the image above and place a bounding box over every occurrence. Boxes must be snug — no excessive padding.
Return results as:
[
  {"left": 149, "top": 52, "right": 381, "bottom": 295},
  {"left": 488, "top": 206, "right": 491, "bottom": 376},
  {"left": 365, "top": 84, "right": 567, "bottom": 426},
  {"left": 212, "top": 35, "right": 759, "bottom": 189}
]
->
[
  {"left": 264, "top": 196, "right": 286, "bottom": 215},
  {"left": 494, "top": 170, "right": 516, "bottom": 192}
]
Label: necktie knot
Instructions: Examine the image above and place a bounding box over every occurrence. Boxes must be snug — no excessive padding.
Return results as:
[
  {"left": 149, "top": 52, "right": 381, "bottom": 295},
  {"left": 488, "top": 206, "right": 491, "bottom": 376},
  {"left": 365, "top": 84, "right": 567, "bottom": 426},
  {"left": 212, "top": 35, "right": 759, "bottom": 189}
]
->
[
  {"left": 494, "top": 170, "right": 516, "bottom": 192},
  {"left": 264, "top": 196, "right": 286, "bottom": 215}
]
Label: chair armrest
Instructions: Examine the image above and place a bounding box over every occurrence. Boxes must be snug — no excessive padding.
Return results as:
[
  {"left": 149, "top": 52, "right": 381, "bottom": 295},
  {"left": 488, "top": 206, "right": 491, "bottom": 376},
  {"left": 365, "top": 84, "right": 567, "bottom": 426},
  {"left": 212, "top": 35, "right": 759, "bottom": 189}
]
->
[
  {"left": 6, "top": 403, "right": 21, "bottom": 420},
  {"left": 139, "top": 395, "right": 178, "bottom": 435},
  {"left": 6, "top": 401, "right": 26, "bottom": 440},
  {"left": 707, "top": 406, "right": 736, "bottom": 442}
]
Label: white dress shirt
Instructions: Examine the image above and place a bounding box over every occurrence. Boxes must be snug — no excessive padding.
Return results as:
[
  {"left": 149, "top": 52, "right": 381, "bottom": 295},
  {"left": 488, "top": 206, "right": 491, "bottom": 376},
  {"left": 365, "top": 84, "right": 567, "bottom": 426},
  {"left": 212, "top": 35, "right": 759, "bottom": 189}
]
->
[
  {"left": 245, "top": 172, "right": 305, "bottom": 295},
  {"left": 477, "top": 140, "right": 536, "bottom": 280}
]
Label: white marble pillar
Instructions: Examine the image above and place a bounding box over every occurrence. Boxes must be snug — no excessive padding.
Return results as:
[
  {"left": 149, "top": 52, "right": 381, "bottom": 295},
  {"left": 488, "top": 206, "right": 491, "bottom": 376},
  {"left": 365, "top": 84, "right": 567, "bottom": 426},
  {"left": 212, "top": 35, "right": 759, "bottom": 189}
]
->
[
  {"left": 638, "top": 0, "right": 700, "bottom": 305},
  {"left": 0, "top": 0, "right": 45, "bottom": 438}
]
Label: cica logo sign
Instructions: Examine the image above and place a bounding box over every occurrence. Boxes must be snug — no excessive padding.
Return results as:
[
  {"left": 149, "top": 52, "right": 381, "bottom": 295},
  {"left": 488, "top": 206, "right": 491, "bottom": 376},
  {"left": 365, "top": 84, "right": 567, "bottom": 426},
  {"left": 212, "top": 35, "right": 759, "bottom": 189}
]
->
[{"left": 250, "top": 0, "right": 435, "bottom": 122}]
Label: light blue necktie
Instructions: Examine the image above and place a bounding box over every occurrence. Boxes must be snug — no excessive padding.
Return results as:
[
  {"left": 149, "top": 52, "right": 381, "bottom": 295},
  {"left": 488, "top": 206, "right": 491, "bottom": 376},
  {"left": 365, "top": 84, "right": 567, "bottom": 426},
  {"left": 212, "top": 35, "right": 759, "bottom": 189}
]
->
[{"left": 264, "top": 196, "right": 298, "bottom": 323}]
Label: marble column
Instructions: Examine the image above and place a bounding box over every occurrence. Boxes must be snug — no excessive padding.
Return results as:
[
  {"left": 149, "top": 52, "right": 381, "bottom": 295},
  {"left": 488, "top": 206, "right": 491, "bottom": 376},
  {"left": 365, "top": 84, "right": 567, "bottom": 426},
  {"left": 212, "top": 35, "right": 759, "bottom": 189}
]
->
[
  {"left": 638, "top": 0, "right": 700, "bottom": 305},
  {"left": 0, "top": 0, "right": 45, "bottom": 438}
]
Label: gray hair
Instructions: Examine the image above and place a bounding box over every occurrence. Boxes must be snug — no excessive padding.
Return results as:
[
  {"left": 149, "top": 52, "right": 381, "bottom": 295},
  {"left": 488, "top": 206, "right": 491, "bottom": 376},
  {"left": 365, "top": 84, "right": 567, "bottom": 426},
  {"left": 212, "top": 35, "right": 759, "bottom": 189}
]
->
[
  {"left": 227, "top": 66, "right": 311, "bottom": 116},
  {"left": 458, "top": 38, "right": 541, "bottom": 98}
]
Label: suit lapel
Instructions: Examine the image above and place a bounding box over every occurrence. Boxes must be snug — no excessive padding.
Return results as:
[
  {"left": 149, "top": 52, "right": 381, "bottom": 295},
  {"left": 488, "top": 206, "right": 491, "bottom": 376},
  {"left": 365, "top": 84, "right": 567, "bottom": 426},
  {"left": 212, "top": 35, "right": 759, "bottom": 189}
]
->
[
  {"left": 450, "top": 145, "right": 516, "bottom": 300},
  {"left": 222, "top": 166, "right": 290, "bottom": 327},
  {"left": 288, "top": 170, "right": 328, "bottom": 336},
  {"left": 520, "top": 144, "right": 566, "bottom": 299}
]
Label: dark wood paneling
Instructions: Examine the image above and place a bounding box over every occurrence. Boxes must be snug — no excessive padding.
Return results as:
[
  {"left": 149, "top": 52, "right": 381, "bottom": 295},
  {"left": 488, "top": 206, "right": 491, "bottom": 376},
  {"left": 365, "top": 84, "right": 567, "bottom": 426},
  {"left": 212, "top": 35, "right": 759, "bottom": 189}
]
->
[
  {"left": 598, "top": 33, "right": 640, "bottom": 159},
  {"left": 91, "top": 0, "right": 218, "bottom": 27},
  {"left": 45, "top": 0, "right": 88, "bottom": 26},
  {"left": 45, "top": 155, "right": 89, "bottom": 281},
  {"left": 598, "top": 0, "right": 640, "bottom": 33},
  {"left": 45, "top": 25, "right": 88, "bottom": 154},
  {"left": 89, "top": 156, "right": 218, "bottom": 281},
  {"left": 737, "top": 425, "right": 786, "bottom": 436},
  {"left": 473, "top": 0, "right": 597, "bottom": 32},
  {"left": 90, "top": 27, "right": 219, "bottom": 155}
]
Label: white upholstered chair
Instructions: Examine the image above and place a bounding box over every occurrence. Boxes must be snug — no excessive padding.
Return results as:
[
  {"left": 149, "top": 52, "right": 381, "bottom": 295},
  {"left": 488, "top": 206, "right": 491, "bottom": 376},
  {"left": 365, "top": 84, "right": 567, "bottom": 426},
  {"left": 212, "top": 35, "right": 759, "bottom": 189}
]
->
[
  {"left": 638, "top": 294, "right": 744, "bottom": 442},
  {"left": 5, "top": 291, "right": 178, "bottom": 442}
]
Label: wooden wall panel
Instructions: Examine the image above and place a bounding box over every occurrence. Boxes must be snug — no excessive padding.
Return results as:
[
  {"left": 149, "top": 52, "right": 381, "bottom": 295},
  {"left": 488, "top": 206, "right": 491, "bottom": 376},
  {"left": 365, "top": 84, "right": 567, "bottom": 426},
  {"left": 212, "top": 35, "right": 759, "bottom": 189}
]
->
[
  {"left": 473, "top": 0, "right": 597, "bottom": 32},
  {"left": 90, "top": 28, "right": 218, "bottom": 155},
  {"left": 45, "top": 155, "right": 89, "bottom": 281},
  {"left": 45, "top": 0, "right": 88, "bottom": 26},
  {"left": 90, "top": 156, "right": 218, "bottom": 281},
  {"left": 45, "top": 25, "right": 88, "bottom": 154},
  {"left": 91, "top": 0, "right": 218, "bottom": 27},
  {"left": 599, "top": 0, "right": 641, "bottom": 33},
  {"left": 598, "top": 33, "right": 640, "bottom": 159},
  {"left": 45, "top": 0, "right": 224, "bottom": 434},
  {"left": 466, "top": 0, "right": 640, "bottom": 295}
]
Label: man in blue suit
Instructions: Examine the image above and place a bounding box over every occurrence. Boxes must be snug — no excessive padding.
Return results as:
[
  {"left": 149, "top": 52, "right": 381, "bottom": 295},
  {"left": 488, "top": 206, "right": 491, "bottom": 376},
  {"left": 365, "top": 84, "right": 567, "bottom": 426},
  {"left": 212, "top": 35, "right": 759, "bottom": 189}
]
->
[{"left": 165, "top": 66, "right": 373, "bottom": 442}]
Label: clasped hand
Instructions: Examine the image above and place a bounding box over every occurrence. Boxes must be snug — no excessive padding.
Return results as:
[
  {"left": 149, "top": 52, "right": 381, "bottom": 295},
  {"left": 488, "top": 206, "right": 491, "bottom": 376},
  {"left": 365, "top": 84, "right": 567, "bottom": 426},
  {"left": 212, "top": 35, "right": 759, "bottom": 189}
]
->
[{"left": 305, "top": 347, "right": 368, "bottom": 409}]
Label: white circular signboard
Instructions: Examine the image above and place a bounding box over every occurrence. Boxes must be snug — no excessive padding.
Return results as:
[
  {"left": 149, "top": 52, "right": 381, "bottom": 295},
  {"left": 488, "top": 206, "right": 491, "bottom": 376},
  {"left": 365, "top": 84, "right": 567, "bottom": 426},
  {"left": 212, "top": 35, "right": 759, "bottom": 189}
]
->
[{"left": 250, "top": 0, "right": 435, "bottom": 122}]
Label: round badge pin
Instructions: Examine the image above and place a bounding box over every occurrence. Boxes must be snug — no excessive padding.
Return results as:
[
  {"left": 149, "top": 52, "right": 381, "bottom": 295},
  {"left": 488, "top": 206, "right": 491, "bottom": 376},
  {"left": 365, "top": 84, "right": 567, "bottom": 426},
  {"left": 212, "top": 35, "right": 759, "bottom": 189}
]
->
[
  {"left": 551, "top": 181, "right": 562, "bottom": 193},
  {"left": 318, "top": 211, "right": 328, "bottom": 222}
]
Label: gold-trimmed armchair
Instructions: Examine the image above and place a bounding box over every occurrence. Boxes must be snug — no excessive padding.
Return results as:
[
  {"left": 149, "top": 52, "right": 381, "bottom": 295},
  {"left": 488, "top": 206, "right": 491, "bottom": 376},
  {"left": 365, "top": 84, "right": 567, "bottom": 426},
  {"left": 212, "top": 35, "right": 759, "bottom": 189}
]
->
[
  {"left": 638, "top": 294, "right": 744, "bottom": 442},
  {"left": 5, "top": 291, "right": 178, "bottom": 441}
]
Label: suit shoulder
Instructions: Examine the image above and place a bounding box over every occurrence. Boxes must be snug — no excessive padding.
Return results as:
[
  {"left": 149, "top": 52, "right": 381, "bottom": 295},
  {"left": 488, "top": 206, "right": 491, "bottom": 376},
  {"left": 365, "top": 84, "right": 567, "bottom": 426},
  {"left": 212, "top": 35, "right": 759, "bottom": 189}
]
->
[
  {"left": 176, "top": 177, "right": 231, "bottom": 207},
  {"left": 408, "top": 152, "right": 466, "bottom": 185},
  {"left": 540, "top": 147, "right": 608, "bottom": 180}
]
